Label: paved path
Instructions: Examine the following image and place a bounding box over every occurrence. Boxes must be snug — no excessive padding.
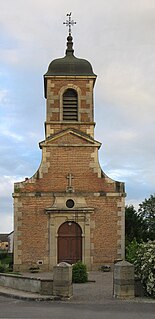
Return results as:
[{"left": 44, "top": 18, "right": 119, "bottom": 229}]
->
[
  {"left": 22, "top": 271, "right": 114, "bottom": 303},
  {"left": 0, "top": 271, "right": 154, "bottom": 304},
  {"left": 71, "top": 271, "right": 113, "bottom": 304}
]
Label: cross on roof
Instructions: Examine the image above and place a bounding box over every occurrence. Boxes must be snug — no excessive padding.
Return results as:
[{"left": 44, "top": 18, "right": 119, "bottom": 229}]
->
[{"left": 63, "top": 12, "right": 76, "bottom": 35}]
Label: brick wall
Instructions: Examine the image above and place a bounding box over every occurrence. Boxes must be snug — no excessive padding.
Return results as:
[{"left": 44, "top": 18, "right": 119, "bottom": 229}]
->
[
  {"left": 45, "top": 77, "right": 95, "bottom": 138},
  {"left": 13, "top": 75, "right": 125, "bottom": 271}
]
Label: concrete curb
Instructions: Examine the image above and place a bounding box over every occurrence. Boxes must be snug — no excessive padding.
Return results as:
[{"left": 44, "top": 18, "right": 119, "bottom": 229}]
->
[
  {"left": 0, "top": 287, "right": 61, "bottom": 302},
  {"left": 0, "top": 289, "right": 154, "bottom": 304}
]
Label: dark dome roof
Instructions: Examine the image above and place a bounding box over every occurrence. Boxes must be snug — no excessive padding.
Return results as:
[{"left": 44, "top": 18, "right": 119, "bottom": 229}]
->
[
  {"left": 45, "top": 55, "right": 95, "bottom": 76},
  {"left": 44, "top": 35, "right": 96, "bottom": 77}
]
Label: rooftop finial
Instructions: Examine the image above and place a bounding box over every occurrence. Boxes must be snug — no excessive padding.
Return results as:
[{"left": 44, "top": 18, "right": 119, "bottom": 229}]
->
[{"left": 63, "top": 12, "right": 76, "bottom": 35}]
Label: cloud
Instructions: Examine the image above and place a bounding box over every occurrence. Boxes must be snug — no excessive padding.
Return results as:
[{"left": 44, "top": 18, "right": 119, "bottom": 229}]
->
[
  {"left": 0, "top": 175, "right": 21, "bottom": 197},
  {"left": 0, "top": 175, "right": 23, "bottom": 233},
  {"left": 0, "top": 212, "right": 13, "bottom": 233},
  {"left": 0, "top": 89, "right": 8, "bottom": 105},
  {"left": 0, "top": 128, "right": 24, "bottom": 142},
  {"left": 0, "top": 0, "right": 155, "bottom": 232}
]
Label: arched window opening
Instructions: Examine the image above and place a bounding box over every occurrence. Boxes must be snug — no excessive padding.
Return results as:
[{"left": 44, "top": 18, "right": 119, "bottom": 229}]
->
[{"left": 63, "top": 89, "right": 78, "bottom": 121}]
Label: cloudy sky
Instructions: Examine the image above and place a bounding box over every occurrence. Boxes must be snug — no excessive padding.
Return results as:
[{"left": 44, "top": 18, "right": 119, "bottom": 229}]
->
[{"left": 0, "top": 0, "right": 155, "bottom": 233}]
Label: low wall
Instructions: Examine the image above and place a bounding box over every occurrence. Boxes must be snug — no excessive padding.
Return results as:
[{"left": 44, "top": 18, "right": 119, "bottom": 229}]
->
[{"left": 0, "top": 273, "right": 53, "bottom": 295}]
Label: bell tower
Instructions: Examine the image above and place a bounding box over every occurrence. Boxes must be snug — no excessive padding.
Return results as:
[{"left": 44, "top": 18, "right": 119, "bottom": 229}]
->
[
  {"left": 44, "top": 13, "right": 96, "bottom": 139},
  {"left": 13, "top": 14, "right": 125, "bottom": 272}
]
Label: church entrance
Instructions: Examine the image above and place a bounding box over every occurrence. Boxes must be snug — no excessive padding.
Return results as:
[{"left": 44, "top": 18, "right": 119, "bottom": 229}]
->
[{"left": 58, "top": 221, "right": 82, "bottom": 264}]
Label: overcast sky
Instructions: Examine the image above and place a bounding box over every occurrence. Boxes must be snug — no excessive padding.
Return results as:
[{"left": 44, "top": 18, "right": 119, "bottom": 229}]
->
[{"left": 0, "top": 0, "right": 155, "bottom": 233}]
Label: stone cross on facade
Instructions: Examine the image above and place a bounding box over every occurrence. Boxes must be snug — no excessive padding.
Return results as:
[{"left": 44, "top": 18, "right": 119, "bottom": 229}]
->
[
  {"left": 63, "top": 12, "right": 76, "bottom": 35},
  {"left": 66, "top": 173, "right": 74, "bottom": 192}
]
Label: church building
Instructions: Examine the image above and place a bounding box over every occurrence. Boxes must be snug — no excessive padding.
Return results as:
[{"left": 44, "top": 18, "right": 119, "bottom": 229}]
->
[{"left": 13, "top": 15, "right": 125, "bottom": 271}]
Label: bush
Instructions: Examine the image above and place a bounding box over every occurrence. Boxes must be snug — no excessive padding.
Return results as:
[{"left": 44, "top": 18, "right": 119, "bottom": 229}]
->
[
  {"left": 126, "top": 238, "right": 140, "bottom": 263},
  {"left": 126, "top": 240, "right": 155, "bottom": 298},
  {"left": 0, "top": 251, "right": 8, "bottom": 260},
  {"left": 134, "top": 241, "right": 155, "bottom": 298},
  {"left": 0, "top": 261, "right": 9, "bottom": 273},
  {"left": 72, "top": 261, "right": 88, "bottom": 283},
  {"left": 0, "top": 253, "right": 13, "bottom": 273},
  {"left": 0, "top": 252, "right": 13, "bottom": 265}
]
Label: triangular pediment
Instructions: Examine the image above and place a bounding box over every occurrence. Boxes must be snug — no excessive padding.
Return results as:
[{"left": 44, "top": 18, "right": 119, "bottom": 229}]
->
[{"left": 39, "top": 128, "right": 101, "bottom": 148}]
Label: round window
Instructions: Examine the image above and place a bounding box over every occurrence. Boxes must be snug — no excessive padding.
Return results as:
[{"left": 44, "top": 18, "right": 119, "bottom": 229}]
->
[{"left": 66, "top": 199, "right": 75, "bottom": 208}]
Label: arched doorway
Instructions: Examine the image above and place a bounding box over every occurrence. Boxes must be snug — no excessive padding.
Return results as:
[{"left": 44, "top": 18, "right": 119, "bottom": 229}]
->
[{"left": 58, "top": 221, "right": 82, "bottom": 264}]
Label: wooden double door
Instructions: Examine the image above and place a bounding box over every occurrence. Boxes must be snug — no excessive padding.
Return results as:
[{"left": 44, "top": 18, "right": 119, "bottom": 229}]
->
[{"left": 58, "top": 221, "right": 82, "bottom": 264}]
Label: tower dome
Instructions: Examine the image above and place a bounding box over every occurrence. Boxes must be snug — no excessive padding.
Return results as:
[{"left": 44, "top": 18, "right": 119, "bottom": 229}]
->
[{"left": 44, "top": 35, "right": 96, "bottom": 77}]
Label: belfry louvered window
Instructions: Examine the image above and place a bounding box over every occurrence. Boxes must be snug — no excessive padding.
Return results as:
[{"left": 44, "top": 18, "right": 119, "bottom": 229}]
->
[{"left": 63, "top": 89, "right": 78, "bottom": 121}]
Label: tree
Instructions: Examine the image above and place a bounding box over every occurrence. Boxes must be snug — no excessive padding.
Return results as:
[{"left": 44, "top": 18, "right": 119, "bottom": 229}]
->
[
  {"left": 125, "top": 205, "right": 148, "bottom": 246},
  {"left": 138, "top": 194, "right": 155, "bottom": 240}
]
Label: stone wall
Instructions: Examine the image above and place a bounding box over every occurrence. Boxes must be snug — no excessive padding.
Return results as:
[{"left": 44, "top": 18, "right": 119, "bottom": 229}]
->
[{"left": 0, "top": 273, "right": 53, "bottom": 295}]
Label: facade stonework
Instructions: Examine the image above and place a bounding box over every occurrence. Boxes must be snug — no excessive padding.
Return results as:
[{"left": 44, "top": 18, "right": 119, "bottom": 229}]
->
[{"left": 13, "top": 34, "right": 125, "bottom": 271}]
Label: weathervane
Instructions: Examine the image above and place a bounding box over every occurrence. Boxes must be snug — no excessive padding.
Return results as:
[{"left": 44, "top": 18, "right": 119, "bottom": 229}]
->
[{"left": 63, "top": 12, "right": 76, "bottom": 35}]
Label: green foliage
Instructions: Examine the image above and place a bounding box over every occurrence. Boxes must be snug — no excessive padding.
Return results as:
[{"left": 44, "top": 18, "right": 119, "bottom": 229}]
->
[
  {"left": 125, "top": 195, "right": 155, "bottom": 298},
  {"left": 0, "top": 253, "right": 13, "bottom": 272},
  {"left": 0, "top": 262, "right": 5, "bottom": 273},
  {"left": 126, "top": 239, "right": 140, "bottom": 264},
  {"left": 134, "top": 241, "right": 155, "bottom": 298},
  {"left": 125, "top": 195, "right": 155, "bottom": 246},
  {"left": 125, "top": 205, "right": 148, "bottom": 246},
  {"left": 126, "top": 240, "right": 155, "bottom": 298},
  {"left": 138, "top": 194, "right": 155, "bottom": 240},
  {"left": 0, "top": 251, "right": 8, "bottom": 260},
  {"left": 0, "top": 261, "right": 9, "bottom": 273},
  {"left": 72, "top": 261, "right": 88, "bottom": 283}
]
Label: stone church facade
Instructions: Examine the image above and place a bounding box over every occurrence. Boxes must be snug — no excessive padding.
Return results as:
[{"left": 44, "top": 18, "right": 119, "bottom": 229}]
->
[{"left": 13, "top": 31, "right": 125, "bottom": 272}]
